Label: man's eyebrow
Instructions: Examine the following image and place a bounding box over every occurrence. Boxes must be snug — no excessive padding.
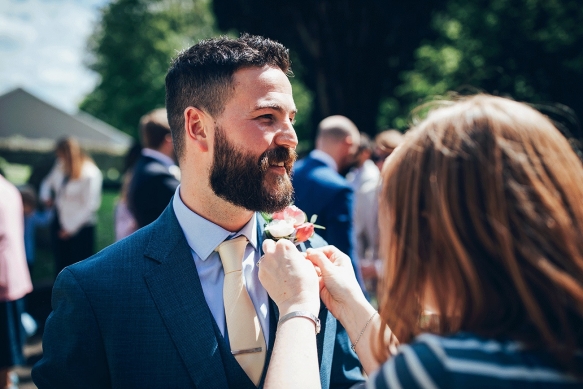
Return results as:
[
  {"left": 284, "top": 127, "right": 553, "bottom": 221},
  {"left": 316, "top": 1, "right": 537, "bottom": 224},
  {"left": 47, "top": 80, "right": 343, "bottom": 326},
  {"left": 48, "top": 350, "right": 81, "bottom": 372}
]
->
[{"left": 252, "top": 103, "right": 297, "bottom": 115}]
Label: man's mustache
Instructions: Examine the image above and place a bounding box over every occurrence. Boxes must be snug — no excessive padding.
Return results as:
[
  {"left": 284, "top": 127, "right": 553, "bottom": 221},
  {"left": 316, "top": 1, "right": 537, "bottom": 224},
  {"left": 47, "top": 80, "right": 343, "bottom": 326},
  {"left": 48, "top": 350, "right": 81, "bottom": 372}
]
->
[{"left": 259, "top": 147, "right": 297, "bottom": 173}]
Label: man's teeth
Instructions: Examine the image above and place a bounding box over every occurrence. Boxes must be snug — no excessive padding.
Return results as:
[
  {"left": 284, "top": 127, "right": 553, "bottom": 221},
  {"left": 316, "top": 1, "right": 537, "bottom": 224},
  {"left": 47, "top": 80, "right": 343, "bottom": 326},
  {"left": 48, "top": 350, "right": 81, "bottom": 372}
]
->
[{"left": 272, "top": 162, "right": 284, "bottom": 167}]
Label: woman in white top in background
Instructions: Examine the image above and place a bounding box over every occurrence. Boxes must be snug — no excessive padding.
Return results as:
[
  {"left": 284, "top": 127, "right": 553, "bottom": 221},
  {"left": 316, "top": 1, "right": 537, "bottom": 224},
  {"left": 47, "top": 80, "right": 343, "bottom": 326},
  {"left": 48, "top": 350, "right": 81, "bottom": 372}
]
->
[{"left": 40, "top": 137, "right": 102, "bottom": 276}]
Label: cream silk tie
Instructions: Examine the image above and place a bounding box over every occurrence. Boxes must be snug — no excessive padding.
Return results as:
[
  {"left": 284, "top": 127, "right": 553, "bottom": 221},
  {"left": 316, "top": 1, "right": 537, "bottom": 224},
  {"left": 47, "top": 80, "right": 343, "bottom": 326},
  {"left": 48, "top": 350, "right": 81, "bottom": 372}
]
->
[{"left": 215, "top": 236, "right": 266, "bottom": 386}]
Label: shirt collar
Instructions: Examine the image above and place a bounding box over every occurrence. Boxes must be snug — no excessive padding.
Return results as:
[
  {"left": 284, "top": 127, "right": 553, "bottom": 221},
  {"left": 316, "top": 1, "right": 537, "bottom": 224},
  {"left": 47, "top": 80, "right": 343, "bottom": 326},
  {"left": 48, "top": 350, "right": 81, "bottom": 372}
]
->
[
  {"left": 172, "top": 186, "right": 258, "bottom": 261},
  {"left": 142, "top": 148, "right": 176, "bottom": 168},
  {"left": 310, "top": 149, "right": 338, "bottom": 172}
]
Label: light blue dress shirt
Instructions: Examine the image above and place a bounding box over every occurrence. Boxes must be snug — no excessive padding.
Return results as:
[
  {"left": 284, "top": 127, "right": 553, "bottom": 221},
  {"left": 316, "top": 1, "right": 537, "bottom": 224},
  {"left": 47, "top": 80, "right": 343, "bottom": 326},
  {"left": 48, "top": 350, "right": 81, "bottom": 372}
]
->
[{"left": 172, "top": 186, "right": 270, "bottom": 347}]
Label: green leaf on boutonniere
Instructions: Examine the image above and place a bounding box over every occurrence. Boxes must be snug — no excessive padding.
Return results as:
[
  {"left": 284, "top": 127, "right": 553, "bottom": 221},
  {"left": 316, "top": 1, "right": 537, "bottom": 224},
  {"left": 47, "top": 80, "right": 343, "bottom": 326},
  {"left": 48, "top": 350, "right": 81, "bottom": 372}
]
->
[{"left": 260, "top": 211, "right": 273, "bottom": 223}]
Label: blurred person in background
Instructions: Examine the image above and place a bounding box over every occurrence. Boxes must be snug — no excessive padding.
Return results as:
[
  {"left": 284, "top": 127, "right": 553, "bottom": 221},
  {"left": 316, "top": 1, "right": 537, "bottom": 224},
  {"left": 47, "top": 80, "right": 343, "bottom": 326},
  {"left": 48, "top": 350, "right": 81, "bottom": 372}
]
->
[
  {"left": 127, "top": 108, "right": 180, "bottom": 229},
  {"left": 292, "top": 115, "right": 366, "bottom": 293},
  {"left": 346, "top": 133, "right": 379, "bottom": 192},
  {"left": 372, "top": 130, "right": 403, "bottom": 171},
  {"left": 114, "top": 141, "right": 142, "bottom": 241},
  {"left": 258, "top": 94, "right": 583, "bottom": 388},
  {"left": 0, "top": 174, "right": 33, "bottom": 389},
  {"left": 358, "top": 130, "right": 404, "bottom": 298},
  {"left": 19, "top": 186, "right": 53, "bottom": 277},
  {"left": 346, "top": 133, "right": 381, "bottom": 298},
  {"left": 40, "top": 137, "right": 102, "bottom": 276}
]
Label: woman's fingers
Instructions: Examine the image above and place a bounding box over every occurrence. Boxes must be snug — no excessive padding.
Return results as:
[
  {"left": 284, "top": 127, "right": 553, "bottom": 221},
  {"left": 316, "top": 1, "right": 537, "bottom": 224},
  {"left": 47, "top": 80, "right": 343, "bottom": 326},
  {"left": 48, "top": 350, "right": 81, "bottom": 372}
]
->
[
  {"left": 312, "top": 245, "right": 345, "bottom": 261},
  {"left": 305, "top": 249, "right": 334, "bottom": 275},
  {"left": 262, "top": 238, "right": 276, "bottom": 255},
  {"left": 306, "top": 246, "right": 353, "bottom": 273}
]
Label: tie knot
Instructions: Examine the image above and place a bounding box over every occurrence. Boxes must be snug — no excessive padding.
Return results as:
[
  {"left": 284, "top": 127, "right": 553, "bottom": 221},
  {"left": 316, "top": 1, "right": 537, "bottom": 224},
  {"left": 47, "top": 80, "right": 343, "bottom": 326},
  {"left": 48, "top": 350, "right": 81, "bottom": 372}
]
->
[{"left": 215, "top": 235, "right": 249, "bottom": 274}]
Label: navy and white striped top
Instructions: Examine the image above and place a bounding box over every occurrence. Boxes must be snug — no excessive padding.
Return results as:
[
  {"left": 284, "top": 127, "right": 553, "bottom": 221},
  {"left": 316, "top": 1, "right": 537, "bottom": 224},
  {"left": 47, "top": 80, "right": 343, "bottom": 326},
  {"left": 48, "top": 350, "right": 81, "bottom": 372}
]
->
[{"left": 361, "top": 332, "right": 583, "bottom": 388}]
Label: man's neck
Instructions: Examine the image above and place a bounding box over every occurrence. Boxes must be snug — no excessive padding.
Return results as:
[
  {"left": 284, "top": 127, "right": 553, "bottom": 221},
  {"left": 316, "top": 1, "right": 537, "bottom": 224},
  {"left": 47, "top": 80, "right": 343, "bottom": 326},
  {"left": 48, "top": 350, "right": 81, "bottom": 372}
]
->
[
  {"left": 179, "top": 180, "right": 254, "bottom": 232},
  {"left": 311, "top": 148, "right": 340, "bottom": 172}
]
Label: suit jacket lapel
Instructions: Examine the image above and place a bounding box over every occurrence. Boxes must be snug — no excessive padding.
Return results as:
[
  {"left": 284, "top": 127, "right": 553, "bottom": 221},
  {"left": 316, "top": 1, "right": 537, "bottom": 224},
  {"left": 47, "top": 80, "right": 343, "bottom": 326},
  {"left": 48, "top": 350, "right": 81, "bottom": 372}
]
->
[{"left": 143, "top": 205, "right": 229, "bottom": 389}]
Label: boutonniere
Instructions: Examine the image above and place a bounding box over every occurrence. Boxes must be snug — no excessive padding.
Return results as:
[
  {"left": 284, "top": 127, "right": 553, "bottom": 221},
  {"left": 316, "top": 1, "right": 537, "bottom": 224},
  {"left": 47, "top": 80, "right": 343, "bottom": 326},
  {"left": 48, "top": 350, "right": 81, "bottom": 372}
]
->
[{"left": 262, "top": 205, "right": 324, "bottom": 244}]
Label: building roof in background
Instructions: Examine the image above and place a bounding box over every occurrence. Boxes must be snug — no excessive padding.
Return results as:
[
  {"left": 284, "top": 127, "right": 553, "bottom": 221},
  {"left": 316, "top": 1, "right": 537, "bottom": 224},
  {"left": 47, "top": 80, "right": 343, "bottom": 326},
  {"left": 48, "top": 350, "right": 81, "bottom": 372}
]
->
[{"left": 0, "top": 88, "right": 132, "bottom": 154}]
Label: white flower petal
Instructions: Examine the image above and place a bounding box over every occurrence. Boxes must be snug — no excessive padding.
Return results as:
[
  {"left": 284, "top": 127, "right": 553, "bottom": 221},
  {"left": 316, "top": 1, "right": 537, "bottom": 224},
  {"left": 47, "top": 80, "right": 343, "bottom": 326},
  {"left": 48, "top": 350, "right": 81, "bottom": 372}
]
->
[{"left": 265, "top": 219, "right": 295, "bottom": 238}]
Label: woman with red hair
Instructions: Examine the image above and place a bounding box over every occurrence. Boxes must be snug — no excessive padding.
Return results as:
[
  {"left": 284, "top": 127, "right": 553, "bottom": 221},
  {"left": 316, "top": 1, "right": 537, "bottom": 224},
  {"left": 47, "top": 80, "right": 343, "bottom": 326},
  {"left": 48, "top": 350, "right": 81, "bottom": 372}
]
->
[{"left": 259, "top": 95, "right": 583, "bottom": 388}]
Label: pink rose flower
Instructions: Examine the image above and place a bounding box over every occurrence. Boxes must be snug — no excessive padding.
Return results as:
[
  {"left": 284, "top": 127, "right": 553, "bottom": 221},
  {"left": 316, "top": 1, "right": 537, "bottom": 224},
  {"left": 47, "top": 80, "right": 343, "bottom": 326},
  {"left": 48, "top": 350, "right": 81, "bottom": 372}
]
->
[
  {"left": 271, "top": 210, "right": 286, "bottom": 220},
  {"left": 294, "top": 222, "right": 315, "bottom": 243},
  {"left": 272, "top": 205, "right": 306, "bottom": 226},
  {"left": 264, "top": 206, "right": 321, "bottom": 244}
]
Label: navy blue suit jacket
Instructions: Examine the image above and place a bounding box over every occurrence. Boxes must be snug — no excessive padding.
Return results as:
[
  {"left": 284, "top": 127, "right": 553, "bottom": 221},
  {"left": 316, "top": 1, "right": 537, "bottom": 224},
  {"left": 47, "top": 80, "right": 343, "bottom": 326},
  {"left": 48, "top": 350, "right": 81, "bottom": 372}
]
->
[
  {"left": 292, "top": 154, "right": 364, "bottom": 285},
  {"left": 32, "top": 203, "right": 364, "bottom": 388},
  {"left": 128, "top": 155, "right": 179, "bottom": 228}
]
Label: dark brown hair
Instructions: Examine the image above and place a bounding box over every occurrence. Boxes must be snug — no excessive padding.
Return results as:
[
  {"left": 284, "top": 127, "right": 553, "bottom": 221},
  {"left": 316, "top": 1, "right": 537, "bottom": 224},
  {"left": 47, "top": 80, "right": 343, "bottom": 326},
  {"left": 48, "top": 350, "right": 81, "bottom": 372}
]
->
[
  {"left": 165, "top": 34, "right": 291, "bottom": 161},
  {"left": 376, "top": 94, "right": 583, "bottom": 371},
  {"left": 139, "top": 108, "right": 170, "bottom": 150}
]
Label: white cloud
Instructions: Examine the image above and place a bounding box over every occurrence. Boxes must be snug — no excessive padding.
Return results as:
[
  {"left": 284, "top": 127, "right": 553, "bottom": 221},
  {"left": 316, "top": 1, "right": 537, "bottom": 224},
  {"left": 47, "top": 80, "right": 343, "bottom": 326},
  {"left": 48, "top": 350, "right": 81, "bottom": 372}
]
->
[
  {"left": 0, "top": 14, "right": 38, "bottom": 49},
  {"left": 0, "top": 0, "right": 109, "bottom": 113}
]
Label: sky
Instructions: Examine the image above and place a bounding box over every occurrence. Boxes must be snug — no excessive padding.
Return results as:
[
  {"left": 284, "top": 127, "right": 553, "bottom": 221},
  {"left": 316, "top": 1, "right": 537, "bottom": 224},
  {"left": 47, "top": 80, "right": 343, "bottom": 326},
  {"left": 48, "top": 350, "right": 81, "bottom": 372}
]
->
[{"left": 0, "top": 0, "right": 110, "bottom": 113}]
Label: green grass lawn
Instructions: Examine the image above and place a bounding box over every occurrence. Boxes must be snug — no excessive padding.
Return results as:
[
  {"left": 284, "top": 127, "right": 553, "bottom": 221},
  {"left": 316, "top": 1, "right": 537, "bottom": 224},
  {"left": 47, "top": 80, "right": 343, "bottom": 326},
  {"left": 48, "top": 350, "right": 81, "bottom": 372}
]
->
[{"left": 97, "top": 189, "right": 118, "bottom": 251}]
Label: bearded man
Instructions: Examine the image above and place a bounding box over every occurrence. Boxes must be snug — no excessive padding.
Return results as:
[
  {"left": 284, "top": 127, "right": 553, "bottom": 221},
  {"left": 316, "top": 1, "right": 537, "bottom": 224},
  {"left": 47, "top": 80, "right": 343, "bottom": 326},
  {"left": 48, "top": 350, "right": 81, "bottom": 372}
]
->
[{"left": 32, "top": 35, "right": 364, "bottom": 389}]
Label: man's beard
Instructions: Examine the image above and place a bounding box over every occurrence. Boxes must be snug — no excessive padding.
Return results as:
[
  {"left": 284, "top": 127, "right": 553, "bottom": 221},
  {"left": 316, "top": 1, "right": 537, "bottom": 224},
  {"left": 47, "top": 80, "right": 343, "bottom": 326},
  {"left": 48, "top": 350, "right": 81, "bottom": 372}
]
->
[{"left": 210, "top": 125, "right": 297, "bottom": 213}]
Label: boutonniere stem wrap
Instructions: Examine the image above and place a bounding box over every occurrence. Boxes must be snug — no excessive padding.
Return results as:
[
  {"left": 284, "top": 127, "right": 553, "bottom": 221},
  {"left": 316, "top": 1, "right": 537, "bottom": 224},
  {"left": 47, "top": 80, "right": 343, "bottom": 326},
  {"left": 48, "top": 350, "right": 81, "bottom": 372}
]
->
[{"left": 262, "top": 205, "right": 324, "bottom": 244}]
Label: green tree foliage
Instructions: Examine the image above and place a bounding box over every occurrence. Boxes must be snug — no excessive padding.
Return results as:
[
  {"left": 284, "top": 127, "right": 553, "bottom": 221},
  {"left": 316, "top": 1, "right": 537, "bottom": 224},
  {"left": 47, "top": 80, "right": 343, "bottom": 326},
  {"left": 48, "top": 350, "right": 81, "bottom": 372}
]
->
[
  {"left": 385, "top": 0, "right": 583, "bottom": 140},
  {"left": 213, "top": 0, "right": 447, "bottom": 139},
  {"left": 81, "top": 0, "right": 217, "bottom": 138}
]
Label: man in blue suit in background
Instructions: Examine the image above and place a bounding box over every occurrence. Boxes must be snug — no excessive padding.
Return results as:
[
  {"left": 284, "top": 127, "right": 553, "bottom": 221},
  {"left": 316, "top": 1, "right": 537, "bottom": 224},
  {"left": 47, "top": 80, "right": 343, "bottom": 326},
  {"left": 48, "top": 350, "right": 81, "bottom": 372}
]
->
[
  {"left": 128, "top": 108, "right": 180, "bottom": 229},
  {"left": 32, "top": 35, "right": 363, "bottom": 389},
  {"left": 292, "top": 116, "right": 366, "bottom": 292}
]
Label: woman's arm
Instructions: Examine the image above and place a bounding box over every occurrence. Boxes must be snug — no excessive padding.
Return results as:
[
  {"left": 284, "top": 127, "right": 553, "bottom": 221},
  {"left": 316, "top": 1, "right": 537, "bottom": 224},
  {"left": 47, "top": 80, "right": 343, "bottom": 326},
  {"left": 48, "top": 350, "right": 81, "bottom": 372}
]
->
[
  {"left": 259, "top": 241, "right": 399, "bottom": 386},
  {"left": 259, "top": 239, "right": 322, "bottom": 389},
  {"left": 264, "top": 313, "right": 320, "bottom": 389}
]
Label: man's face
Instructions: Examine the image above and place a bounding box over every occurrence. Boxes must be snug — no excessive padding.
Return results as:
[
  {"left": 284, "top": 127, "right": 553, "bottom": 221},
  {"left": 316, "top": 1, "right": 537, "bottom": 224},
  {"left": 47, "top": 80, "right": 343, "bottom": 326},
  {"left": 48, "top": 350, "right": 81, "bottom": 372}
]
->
[{"left": 209, "top": 66, "right": 298, "bottom": 213}]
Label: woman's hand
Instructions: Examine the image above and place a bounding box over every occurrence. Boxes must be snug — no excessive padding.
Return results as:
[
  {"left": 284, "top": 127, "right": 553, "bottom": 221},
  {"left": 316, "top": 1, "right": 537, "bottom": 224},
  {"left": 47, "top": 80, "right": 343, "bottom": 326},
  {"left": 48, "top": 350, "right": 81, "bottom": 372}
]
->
[
  {"left": 260, "top": 239, "right": 323, "bottom": 389},
  {"left": 306, "top": 246, "right": 383, "bottom": 375},
  {"left": 259, "top": 239, "right": 320, "bottom": 316},
  {"left": 305, "top": 246, "right": 369, "bottom": 325}
]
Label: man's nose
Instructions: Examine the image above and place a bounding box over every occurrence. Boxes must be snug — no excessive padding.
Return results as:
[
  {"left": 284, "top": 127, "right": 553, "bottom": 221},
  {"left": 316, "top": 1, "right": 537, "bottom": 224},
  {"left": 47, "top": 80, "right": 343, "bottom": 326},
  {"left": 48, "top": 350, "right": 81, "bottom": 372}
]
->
[{"left": 275, "top": 121, "right": 298, "bottom": 149}]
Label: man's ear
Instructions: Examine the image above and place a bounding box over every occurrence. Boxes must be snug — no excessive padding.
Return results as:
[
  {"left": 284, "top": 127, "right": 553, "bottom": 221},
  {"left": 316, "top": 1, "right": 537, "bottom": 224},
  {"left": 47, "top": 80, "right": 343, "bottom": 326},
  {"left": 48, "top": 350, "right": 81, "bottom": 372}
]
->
[
  {"left": 184, "top": 106, "right": 210, "bottom": 152},
  {"left": 344, "top": 135, "right": 355, "bottom": 147}
]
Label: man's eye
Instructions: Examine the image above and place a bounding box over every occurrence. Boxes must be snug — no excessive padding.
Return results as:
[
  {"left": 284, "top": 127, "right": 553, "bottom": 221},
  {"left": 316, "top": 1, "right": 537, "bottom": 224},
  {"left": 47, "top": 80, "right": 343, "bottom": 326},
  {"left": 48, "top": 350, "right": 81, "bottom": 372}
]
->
[
  {"left": 259, "top": 114, "right": 274, "bottom": 121},
  {"left": 290, "top": 117, "right": 296, "bottom": 125}
]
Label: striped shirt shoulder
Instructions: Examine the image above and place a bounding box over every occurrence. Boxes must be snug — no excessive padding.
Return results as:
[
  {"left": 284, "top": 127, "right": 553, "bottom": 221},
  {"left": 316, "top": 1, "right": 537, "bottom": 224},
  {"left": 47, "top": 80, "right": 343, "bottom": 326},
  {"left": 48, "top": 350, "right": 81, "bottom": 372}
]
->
[{"left": 366, "top": 332, "right": 583, "bottom": 389}]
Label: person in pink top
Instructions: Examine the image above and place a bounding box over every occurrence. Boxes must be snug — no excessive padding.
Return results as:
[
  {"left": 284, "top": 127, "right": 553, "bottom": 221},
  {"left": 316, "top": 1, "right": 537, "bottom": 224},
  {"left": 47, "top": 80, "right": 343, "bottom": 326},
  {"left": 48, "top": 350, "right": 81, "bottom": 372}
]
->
[{"left": 0, "top": 174, "right": 33, "bottom": 389}]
